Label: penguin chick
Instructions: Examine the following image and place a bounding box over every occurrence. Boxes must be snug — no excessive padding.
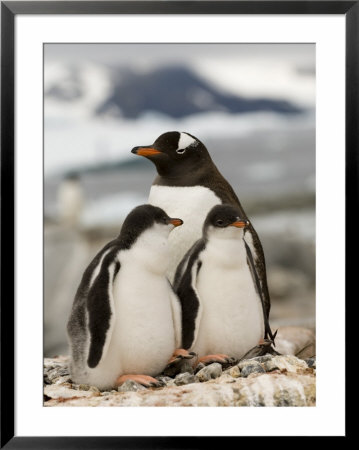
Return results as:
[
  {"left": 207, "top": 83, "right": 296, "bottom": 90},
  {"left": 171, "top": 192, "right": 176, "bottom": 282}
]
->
[
  {"left": 174, "top": 204, "right": 275, "bottom": 365},
  {"left": 67, "top": 204, "right": 183, "bottom": 390}
]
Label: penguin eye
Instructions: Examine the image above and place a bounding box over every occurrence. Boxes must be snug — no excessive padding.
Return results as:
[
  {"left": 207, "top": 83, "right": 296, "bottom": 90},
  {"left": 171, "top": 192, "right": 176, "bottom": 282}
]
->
[
  {"left": 162, "top": 216, "right": 168, "bottom": 223},
  {"left": 176, "top": 148, "right": 186, "bottom": 155},
  {"left": 216, "top": 219, "right": 224, "bottom": 226}
]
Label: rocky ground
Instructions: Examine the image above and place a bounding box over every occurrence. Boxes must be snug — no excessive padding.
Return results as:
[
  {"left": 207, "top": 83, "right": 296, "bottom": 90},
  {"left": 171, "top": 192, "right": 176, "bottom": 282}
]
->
[{"left": 44, "top": 351, "right": 316, "bottom": 407}]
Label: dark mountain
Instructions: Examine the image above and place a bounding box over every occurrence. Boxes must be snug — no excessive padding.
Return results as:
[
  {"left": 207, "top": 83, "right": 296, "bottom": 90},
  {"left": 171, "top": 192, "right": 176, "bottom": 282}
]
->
[{"left": 96, "top": 66, "right": 302, "bottom": 119}]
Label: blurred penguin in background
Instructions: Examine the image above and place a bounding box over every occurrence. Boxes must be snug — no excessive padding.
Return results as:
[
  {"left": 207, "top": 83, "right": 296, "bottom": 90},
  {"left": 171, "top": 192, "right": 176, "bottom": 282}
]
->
[{"left": 57, "top": 172, "right": 84, "bottom": 227}]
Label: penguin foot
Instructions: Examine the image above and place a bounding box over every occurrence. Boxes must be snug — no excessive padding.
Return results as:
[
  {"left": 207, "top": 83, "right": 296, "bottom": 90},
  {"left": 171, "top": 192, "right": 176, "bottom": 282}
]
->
[
  {"left": 239, "top": 339, "right": 280, "bottom": 361},
  {"left": 163, "top": 349, "right": 197, "bottom": 377},
  {"left": 168, "top": 348, "right": 197, "bottom": 365},
  {"left": 116, "top": 374, "right": 161, "bottom": 388},
  {"left": 197, "top": 354, "right": 236, "bottom": 367},
  {"left": 259, "top": 338, "right": 281, "bottom": 355}
]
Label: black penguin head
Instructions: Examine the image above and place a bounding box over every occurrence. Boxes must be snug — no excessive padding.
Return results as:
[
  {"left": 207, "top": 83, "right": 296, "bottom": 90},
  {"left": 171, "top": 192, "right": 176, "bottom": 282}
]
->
[
  {"left": 203, "top": 204, "right": 249, "bottom": 239},
  {"left": 131, "top": 131, "right": 211, "bottom": 177},
  {"left": 119, "top": 204, "right": 183, "bottom": 249}
]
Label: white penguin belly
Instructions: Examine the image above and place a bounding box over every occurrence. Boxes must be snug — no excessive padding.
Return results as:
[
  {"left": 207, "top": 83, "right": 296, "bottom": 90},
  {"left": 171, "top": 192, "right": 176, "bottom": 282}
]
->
[
  {"left": 110, "top": 263, "right": 175, "bottom": 376},
  {"left": 148, "top": 185, "right": 221, "bottom": 281},
  {"left": 193, "top": 246, "right": 264, "bottom": 359}
]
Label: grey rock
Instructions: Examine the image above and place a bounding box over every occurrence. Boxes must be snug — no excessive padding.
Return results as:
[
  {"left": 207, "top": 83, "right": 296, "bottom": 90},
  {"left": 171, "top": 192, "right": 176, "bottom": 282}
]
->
[
  {"left": 101, "top": 391, "right": 111, "bottom": 396},
  {"left": 78, "top": 384, "right": 91, "bottom": 391},
  {"left": 238, "top": 360, "right": 258, "bottom": 370},
  {"left": 239, "top": 361, "right": 265, "bottom": 377},
  {"left": 178, "top": 360, "right": 194, "bottom": 374},
  {"left": 194, "top": 363, "right": 206, "bottom": 374},
  {"left": 250, "top": 354, "right": 274, "bottom": 363},
  {"left": 174, "top": 372, "right": 198, "bottom": 386},
  {"left": 196, "top": 363, "right": 222, "bottom": 382},
  {"left": 305, "top": 357, "right": 316, "bottom": 369},
  {"left": 118, "top": 380, "right": 146, "bottom": 392},
  {"left": 156, "top": 376, "right": 173, "bottom": 386}
]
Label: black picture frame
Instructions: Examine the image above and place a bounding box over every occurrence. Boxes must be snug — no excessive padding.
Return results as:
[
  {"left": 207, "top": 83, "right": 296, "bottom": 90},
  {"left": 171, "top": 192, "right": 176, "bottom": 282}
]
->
[{"left": 1, "top": 1, "right": 354, "bottom": 446}]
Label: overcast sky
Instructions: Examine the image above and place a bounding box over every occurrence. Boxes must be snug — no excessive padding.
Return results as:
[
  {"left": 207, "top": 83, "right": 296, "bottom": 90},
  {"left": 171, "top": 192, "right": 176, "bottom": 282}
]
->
[{"left": 45, "top": 43, "right": 315, "bottom": 68}]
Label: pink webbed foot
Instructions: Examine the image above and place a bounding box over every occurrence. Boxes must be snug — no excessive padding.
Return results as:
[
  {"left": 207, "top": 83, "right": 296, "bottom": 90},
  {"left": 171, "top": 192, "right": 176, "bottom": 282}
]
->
[
  {"left": 116, "top": 374, "right": 161, "bottom": 388},
  {"left": 167, "top": 348, "right": 197, "bottom": 365},
  {"left": 162, "top": 348, "right": 197, "bottom": 377}
]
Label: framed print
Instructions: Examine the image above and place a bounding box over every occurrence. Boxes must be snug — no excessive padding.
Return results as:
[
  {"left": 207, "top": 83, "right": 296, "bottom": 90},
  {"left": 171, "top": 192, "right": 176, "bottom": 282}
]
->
[{"left": 1, "top": 0, "right": 355, "bottom": 446}]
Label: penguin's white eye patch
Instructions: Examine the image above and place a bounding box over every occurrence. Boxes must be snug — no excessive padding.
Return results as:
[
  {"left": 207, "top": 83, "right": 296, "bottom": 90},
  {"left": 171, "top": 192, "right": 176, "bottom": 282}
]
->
[{"left": 177, "top": 132, "right": 197, "bottom": 153}]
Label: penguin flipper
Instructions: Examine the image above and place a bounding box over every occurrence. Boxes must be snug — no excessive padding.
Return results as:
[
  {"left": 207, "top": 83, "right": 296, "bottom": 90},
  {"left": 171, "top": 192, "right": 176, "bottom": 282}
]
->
[
  {"left": 244, "top": 227, "right": 271, "bottom": 319},
  {"left": 244, "top": 240, "right": 275, "bottom": 342},
  {"left": 86, "top": 251, "right": 120, "bottom": 369},
  {"left": 175, "top": 240, "right": 205, "bottom": 350},
  {"left": 168, "top": 285, "right": 182, "bottom": 349}
]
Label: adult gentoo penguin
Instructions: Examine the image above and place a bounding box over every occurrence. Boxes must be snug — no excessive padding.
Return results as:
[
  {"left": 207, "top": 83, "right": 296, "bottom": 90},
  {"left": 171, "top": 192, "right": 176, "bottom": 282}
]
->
[
  {"left": 174, "top": 204, "right": 275, "bottom": 363},
  {"left": 131, "top": 131, "right": 271, "bottom": 327},
  {"left": 67, "top": 204, "right": 183, "bottom": 390}
]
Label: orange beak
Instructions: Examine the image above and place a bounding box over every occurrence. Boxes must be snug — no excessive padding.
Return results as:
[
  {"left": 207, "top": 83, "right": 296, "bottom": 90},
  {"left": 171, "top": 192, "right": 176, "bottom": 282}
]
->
[
  {"left": 230, "top": 220, "right": 249, "bottom": 228},
  {"left": 132, "top": 147, "right": 162, "bottom": 157},
  {"left": 168, "top": 218, "right": 183, "bottom": 227}
]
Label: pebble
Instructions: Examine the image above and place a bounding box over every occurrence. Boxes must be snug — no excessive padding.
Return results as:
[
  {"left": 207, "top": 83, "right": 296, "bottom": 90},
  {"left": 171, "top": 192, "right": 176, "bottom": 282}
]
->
[
  {"left": 118, "top": 380, "right": 146, "bottom": 392},
  {"left": 89, "top": 386, "right": 100, "bottom": 393},
  {"left": 53, "top": 375, "right": 71, "bottom": 385},
  {"left": 47, "top": 369, "right": 62, "bottom": 382},
  {"left": 250, "top": 354, "right": 273, "bottom": 363},
  {"left": 263, "top": 360, "right": 280, "bottom": 372},
  {"left": 179, "top": 360, "right": 194, "bottom": 374},
  {"left": 239, "top": 361, "right": 265, "bottom": 377},
  {"left": 196, "top": 363, "right": 222, "bottom": 382},
  {"left": 227, "top": 365, "right": 241, "bottom": 378},
  {"left": 79, "top": 384, "right": 90, "bottom": 391},
  {"left": 194, "top": 363, "right": 206, "bottom": 374},
  {"left": 305, "top": 357, "right": 316, "bottom": 369},
  {"left": 174, "top": 372, "right": 198, "bottom": 386},
  {"left": 156, "top": 376, "right": 174, "bottom": 386}
]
